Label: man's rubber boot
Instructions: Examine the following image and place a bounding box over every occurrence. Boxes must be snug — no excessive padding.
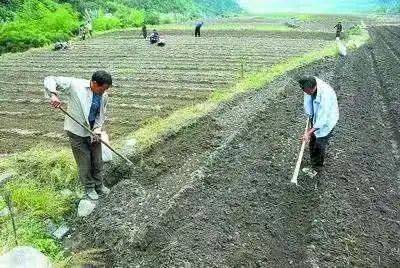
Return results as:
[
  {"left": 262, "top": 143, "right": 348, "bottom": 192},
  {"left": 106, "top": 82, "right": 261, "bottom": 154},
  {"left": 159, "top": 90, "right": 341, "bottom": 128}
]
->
[
  {"left": 96, "top": 185, "right": 111, "bottom": 197},
  {"left": 86, "top": 188, "right": 99, "bottom": 200}
]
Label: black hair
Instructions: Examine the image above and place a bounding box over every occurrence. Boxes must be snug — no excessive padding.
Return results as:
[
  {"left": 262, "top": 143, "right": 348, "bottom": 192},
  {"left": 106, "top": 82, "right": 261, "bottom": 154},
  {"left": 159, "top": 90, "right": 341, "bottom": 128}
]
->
[
  {"left": 92, "top": 70, "right": 112, "bottom": 86},
  {"left": 298, "top": 76, "right": 316, "bottom": 90}
]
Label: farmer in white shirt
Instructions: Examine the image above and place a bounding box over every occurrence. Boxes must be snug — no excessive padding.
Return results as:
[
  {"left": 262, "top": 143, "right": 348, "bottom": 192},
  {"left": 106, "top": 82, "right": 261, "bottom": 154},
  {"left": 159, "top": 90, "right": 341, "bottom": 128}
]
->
[
  {"left": 43, "top": 71, "right": 112, "bottom": 200},
  {"left": 299, "top": 76, "right": 339, "bottom": 169}
]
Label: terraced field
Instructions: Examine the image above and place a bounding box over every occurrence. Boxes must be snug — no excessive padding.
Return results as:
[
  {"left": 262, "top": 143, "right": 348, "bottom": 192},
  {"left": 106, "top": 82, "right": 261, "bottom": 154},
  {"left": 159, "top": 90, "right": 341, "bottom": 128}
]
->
[
  {"left": 0, "top": 26, "right": 333, "bottom": 154},
  {"left": 72, "top": 25, "right": 400, "bottom": 267}
]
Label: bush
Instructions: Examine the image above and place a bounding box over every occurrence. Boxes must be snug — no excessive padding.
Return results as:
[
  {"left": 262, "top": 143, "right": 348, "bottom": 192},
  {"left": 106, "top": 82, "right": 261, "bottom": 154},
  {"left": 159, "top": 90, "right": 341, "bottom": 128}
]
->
[
  {"left": 93, "top": 14, "right": 122, "bottom": 31},
  {"left": 0, "top": 0, "right": 79, "bottom": 54},
  {"left": 116, "top": 8, "right": 145, "bottom": 28},
  {"left": 144, "top": 11, "right": 160, "bottom": 25},
  {"left": 0, "top": 7, "right": 14, "bottom": 22},
  {"left": 160, "top": 13, "right": 176, "bottom": 24}
]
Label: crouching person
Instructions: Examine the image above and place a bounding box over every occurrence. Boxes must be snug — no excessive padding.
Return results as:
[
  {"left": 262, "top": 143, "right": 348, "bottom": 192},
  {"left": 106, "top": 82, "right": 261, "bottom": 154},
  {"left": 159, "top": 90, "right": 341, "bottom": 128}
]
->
[
  {"left": 43, "top": 71, "right": 112, "bottom": 200},
  {"left": 299, "top": 76, "right": 339, "bottom": 171}
]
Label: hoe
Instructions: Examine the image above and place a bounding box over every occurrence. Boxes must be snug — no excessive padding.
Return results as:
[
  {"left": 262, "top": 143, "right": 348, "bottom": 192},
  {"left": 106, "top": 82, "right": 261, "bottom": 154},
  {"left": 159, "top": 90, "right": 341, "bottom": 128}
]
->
[{"left": 59, "top": 107, "right": 133, "bottom": 166}]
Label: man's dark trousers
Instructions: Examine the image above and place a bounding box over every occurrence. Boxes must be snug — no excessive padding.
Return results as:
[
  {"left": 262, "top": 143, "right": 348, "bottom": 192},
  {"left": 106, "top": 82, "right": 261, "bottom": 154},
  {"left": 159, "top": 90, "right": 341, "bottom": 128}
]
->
[
  {"left": 67, "top": 131, "right": 103, "bottom": 190},
  {"left": 195, "top": 27, "right": 201, "bottom": 37},
  {"left": 309, "top": 132, "right": 333, "bottom": 168}
]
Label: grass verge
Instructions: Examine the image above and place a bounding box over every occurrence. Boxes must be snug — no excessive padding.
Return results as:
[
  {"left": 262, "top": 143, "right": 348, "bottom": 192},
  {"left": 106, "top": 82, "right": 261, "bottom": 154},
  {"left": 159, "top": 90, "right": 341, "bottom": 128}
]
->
[
  {"left": 0, "top": 146, "right": 78, "bottom": 262},
  {"left": 0, "top": 26, "right": 370, "bottom": 265}
]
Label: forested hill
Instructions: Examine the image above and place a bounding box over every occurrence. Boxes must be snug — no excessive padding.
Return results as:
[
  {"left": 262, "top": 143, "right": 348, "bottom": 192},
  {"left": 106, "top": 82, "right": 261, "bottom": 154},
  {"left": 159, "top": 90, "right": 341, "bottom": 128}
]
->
[
  {"left": 0, "top": 0, "right": 241, "bottom": 22},
  {"left": 0, "top": 0, "right": 241, "bottom": 54}
]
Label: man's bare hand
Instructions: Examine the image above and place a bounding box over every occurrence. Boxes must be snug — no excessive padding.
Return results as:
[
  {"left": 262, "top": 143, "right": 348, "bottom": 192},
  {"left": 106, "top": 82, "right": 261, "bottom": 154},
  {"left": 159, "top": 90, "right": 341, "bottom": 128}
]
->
[
  {"left": 302, "top": 127, "right": 316, "bottom": 143},
  {"left": 50, "top": 94, "right": 61, "bottom": 108},
  {"left": 302, "top": 132, "right": 312, "bottom": 143},
  {"left": 91, "top": 128, "right": 102, "bottom": 144},
  {"left": 91, "top": 134, "right": 101, "bottom": 144}
]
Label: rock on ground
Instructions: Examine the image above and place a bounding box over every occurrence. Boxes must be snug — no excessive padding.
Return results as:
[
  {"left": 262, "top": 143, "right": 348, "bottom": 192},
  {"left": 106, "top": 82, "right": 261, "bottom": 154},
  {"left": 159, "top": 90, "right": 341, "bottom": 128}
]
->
[
  {"left": 78, "top": 200, "right": 97, "bottom": 217},
  {"left": 0, "top": 246, "right": 52, "bottom": 268}
]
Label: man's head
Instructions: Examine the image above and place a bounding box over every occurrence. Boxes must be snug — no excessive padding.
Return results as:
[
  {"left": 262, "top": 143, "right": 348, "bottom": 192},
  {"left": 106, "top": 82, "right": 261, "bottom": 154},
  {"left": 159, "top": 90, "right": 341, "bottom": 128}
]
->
[
  {"left": 298, "top": 76, "right": 317, "bottom": 95},
  {"left": 90, "top": 70, "right": 112, "bottom": 95},
  {"left": 153, "top": 29, "right": 157, "bottom": 32}
]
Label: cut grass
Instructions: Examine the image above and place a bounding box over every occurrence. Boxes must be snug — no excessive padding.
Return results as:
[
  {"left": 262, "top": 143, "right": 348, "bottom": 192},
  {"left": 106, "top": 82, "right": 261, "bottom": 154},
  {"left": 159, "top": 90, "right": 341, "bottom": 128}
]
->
[{"left": 344, "top": 24, "right": 371, "bottom": 49}]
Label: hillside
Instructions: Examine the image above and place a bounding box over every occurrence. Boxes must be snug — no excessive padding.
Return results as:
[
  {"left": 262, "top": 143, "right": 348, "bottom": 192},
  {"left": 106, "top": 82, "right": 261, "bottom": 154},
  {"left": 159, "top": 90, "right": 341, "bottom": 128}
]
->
[{"left": 0, "top": 0, "right": 241, "bottom": 22}]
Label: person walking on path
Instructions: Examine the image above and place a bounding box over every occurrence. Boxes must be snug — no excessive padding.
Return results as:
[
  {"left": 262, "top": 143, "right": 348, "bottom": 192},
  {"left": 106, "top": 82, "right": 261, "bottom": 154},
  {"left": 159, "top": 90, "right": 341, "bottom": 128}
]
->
[
  {"left": 334, "top": 21, "right": 343, "bottom": 39},
  {"left": 43, "top": 71, "right": 113, "bottom": 200},
  {"left": 142, "top": 24, "right": 147, "bottom": 40},
  {"left": 86, "top": 20, "right": 93, "bottom": 38},
  {"left": 195, "top": 21, "right": 204, "bottom": 37},
  {"left": 299, "top": 76, "right": 339, "bottom": 170},
  {"left": 79, "top": 24, "right": 87, "bottom": 40}
]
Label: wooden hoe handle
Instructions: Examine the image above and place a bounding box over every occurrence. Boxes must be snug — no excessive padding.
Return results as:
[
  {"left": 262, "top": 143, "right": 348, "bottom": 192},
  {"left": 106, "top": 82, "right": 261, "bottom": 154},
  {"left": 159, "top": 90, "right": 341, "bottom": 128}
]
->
[{"left": 291, "top": 118, "right": 310, "bottom": 185}]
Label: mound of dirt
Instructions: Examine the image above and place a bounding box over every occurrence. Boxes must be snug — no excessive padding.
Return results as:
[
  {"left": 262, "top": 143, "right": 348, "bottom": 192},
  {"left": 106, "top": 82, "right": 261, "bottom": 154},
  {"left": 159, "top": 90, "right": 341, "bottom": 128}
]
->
[{"left": 71, "top": 27, "right": 400, "bottom": 267}]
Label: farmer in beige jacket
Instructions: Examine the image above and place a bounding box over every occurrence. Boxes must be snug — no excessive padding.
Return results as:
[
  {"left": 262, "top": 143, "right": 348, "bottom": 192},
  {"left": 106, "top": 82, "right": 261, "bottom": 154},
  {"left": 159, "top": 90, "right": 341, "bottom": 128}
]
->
[{"left": 43, "top": 70, "right": 112, "bottom": 200}]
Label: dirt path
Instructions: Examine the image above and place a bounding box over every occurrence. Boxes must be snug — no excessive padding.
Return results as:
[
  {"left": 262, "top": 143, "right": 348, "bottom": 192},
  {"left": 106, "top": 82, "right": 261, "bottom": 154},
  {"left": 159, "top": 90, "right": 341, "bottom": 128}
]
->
[{"left": 72, "top": 27, "right": 400, "bottom": 267}]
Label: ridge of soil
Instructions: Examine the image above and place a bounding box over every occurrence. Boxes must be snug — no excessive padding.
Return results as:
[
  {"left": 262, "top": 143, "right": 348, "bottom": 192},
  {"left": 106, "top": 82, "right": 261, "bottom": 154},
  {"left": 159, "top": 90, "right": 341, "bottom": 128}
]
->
[{"left": 72, "top": 26, "right": 400, "bottom": 267}]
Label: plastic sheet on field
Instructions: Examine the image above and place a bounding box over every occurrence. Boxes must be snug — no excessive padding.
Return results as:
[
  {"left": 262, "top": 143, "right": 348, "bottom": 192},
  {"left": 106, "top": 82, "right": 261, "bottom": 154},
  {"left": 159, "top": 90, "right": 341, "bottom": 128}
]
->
[
  {"left": 336, "top": 39, "right": 347, "bottom": 56},
  {"left": 101, "top": 132, "right": 113, "bottom": 162}
]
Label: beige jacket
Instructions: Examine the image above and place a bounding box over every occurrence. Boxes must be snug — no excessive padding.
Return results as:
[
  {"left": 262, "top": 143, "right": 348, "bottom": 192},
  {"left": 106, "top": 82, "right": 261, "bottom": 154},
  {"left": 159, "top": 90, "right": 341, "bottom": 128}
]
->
[{"left": 43, "top": 76, "right": 108, "bottom": 137}]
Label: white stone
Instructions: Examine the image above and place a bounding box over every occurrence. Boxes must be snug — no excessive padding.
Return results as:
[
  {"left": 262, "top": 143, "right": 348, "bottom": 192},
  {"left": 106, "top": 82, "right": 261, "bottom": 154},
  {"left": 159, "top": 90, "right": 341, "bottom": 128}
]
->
[
  {"left": 52, "top": 225, "right": 70, "bottom": 240},
  {"left": 302, "top": 168, "right": 318, "bottom": 178},
  {"left": 44, "top": 219, "right": 57, "bottom": 234},
  {"left": 0, "top": 208, "right": 10, "bottom": 217},
  {"left": 0, "top": 246, "right": 52, "bottom": 268},
  {"left": 77, "top": 199, "right": 97, "bottom": 217},
  {"left": 336, "top": 39, "right": 347, "bottom": 56},
  {"left": 60, "top": 189, "right": 74, "bottom": 197},
  {"left": 0, "top": 173, "right": 13, "bottom": 187}
]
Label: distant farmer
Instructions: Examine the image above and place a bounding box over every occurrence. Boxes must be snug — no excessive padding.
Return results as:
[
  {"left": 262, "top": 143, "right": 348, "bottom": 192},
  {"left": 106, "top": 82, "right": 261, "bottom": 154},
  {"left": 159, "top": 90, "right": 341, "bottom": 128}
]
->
[
  {"left": 142, "top": 24, "right": 147, "bottom": 39},
  {"left": 79, "top": 24, "right": 87, "bottom": 40},
  {"left": 299, "top": 76, "right": 339, "bottom": 170},
  {"left": 286, "top": 17, "right": 299, "bottom": 28},
  {"left": 86, "top": 20, "right": 93, "bottom": 38},
  {"left": 54, "top": 41, "right": 69, "bottom": 51},
  {"left": 195, "top": 21, "right": 204, "bottom": 37},
  {"left": 43, "top": 71, "right": 113, "bottom": 200},
  {"left": 149, "top": 29, "right": 160, "bottom": 44},
  {"left": 334, "top": 21, "right": 343, "bottom": 39}
]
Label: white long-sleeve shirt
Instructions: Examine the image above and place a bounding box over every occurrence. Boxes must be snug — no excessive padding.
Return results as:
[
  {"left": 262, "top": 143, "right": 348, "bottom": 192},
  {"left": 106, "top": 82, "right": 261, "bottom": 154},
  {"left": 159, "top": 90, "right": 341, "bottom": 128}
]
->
[
  {"left": 304, "top": 77, "right": 339, "bottom": 138},
  {"left": 43, "top": 76, "right": 108, "bottom": 137}
]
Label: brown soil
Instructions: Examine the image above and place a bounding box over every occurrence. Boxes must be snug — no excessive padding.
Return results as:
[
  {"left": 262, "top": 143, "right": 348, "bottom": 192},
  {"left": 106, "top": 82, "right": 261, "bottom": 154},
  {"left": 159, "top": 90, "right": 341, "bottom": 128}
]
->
[{"left": 71, "top": 26, "right": 400, "bottom": 267}]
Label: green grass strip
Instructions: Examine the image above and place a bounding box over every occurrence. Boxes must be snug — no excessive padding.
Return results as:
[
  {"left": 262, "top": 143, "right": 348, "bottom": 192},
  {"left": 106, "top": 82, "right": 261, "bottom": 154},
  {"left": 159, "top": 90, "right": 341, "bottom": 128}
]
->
[{"left": 156, "top": 23, "right": 294, "bottom": 32}]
